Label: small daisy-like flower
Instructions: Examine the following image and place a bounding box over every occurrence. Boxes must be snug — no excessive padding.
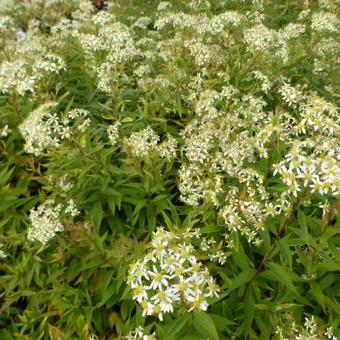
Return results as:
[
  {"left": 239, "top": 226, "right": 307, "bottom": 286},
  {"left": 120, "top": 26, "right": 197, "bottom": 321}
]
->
[{"left": 127, "top": 227, "right": 219, "bottom": 320}]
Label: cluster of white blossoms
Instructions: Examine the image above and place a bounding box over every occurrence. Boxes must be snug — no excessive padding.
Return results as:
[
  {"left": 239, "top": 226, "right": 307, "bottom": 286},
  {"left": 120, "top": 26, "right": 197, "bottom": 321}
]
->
[
  {"left": 48, "top": 174, "right": 74, "bottom": 194},
  {"left": 123, "top": 127, "right": 159, "bottom": 158},
  {"left": 127, "top": 228, "right": 219, "bottom": 321},
  {"left": 184, "top": 39, "right": 222, "bottom": 67},
  {"left": 0, "top": 45, "right": 65, "bottom": 95},
  {"left": 178, "top": 71, "right": 339, "bottom": 244},
  {"left": 275, "top": 315, "right": 337, "bottom": 340},
  {"left": 244, "top": 22, "right": 306, "bottom": 62},
  {"left": 107, "top": 121, "right": 121, "bottom": 146},
  {"left": 122, "top": 127, "right": 177, "bottom": 160},
  {"left": 311, "top": 11, "right": 339, "bottom": 33},
  {"left": 179, "top": 89, "right": 277, "bottom": 243},
  {"left": 273, "top": 141, "right": 339, "bottom": 197},
  {"left": 64, "top": 12, "right": 139, "bottom": 93},
  {"left": 64, "top": 199, "right": 80, "bottom": 217},
  {"left": 253, "top": 70, "right": 271, "bottom": 93},
  {"left": 19, "top": 103, "right": 90, "bottom": 156},
  {"left": 244, "top": 24, "right": 276, "bottom": 52},
  {"left": 273, "top": 90, "right": 340, "bottom": 197},
  {"left": 0, "top": 60, "right": 36, "bottom": 95},
  {"left": 27, "top": 199, "right": 80, "bottom": 244},
  {"left": 184, "top": 228, "right": 228, "bottom": 265},
  {"left": 27, "top": 200, "right": 64, "bottom": 245},
  {"left": 157, "top": 134, "right": 177, "bottom": 161},
  {"left": 279, "top": 82, "right": 304, "bottom": 108}
]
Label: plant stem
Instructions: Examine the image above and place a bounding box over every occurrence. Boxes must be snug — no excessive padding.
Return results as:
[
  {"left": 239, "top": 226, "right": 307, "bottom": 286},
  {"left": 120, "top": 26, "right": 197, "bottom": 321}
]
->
[{"left": 240, "top": 190, "right": 307, "bottom": 298}]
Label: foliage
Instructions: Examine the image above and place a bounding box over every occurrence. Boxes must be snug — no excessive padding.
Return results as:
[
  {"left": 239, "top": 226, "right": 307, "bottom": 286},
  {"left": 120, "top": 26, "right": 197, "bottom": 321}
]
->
[{"left": 0, "top": 0, "right": 339, "bottom": 339}]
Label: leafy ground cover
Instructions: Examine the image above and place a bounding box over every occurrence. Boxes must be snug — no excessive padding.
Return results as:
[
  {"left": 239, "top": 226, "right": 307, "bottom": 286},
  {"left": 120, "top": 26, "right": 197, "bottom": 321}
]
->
[{"left": 0, "top": 0, "right": 339, "bottom": 339}]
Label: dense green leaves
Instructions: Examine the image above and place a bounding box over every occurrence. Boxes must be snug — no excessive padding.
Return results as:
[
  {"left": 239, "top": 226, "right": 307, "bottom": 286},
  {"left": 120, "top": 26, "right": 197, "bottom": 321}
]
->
[
  {"left": 0, "top": 0, "right": 339, "bottom": 339},
  {"left": 193, "top": 311, "right": 219, "bottom": 340}
]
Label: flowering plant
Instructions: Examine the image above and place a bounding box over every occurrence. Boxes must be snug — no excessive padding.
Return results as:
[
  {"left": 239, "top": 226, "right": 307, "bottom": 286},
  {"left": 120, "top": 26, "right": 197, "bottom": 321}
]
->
[{"left": 0, "top": 0, "right": 339, "bottom": 339}]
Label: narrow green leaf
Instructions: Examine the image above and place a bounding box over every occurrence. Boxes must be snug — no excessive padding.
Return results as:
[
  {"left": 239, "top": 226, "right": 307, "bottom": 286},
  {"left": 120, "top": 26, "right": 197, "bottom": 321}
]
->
[
  {"left": 310, "top": 282, "right": 325, "bottom": 310},
  {"left": 243, "top": 290, "right": 254, "bottom": 335},
  {"left": 91, "top": 200, "right": 103, "bottom": 227},
  {"left": 278, "top": 238, "right": 292, "bottom": 268},
  {"left": 229, "top": 268, "right": 256, "bottom": 292},
  {"left": 267, "top": 263, "right": 297, "bottom": 294},
  {"left": 164, "top": 313, "right": 190, "bottom": 338},
  {"left": 193, "top": 311, "right": 219, "bottom": 340}
]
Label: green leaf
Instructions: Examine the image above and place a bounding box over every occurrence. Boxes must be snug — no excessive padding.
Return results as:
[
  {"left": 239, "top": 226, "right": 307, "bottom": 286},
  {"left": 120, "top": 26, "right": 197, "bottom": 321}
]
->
[
  {"left": 164, "top": 313, "right": 190, "bottom": 338},
  {"left": 0, "top": 329, "right": 14, "bottom": 340},
  {"left": 266, "top": 263, "right": 298, "bottom": 294},
  {"left": 209, "top": 314, "right": 234, "bottom": 331},
  {"left": 91, "top": 200, "right": 103, "bottom": 227},
  {"left": 298, "top": 209, "right": 310, "bottom": 244},
  {"left": 310, "top": 282, "right": 325, "bottom": 310},
  {"left": 48, "top": 324, "right": 65, "bottom": 340},
  {"left": 229, "top": 268, "right": 256, "bottom": 292},
  {"left": 243, "top": 290, "right": 255, "bottom": 335},
  {"left": 278, "top": 238, "right": 292, "bottom": 268},
  {"left": 193, "top": 311, "right": 219, "bottom": 340}
]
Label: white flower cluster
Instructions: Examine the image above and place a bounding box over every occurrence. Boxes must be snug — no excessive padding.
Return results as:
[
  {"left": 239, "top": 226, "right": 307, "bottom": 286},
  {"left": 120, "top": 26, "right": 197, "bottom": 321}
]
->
[
  {"left": 123, "top": 127, "right": 159, "bottom": 158},
  {"left": 107, "top": 121, "right": 121, "bottom": 146},
  {"left": 221, "top": 171, "right": 272, "bottom": 245},
  {"left": 244, "top": 24, "right": 275, "bottom": 52},
  {"left": 244, "top": 21, "right": 306, "bottom": 62},
  {"left": 273, "top": 92, "right": 339, "bottom": 197},
  {"left": 0, "top": 60, "right": 36, "bottom": 95},
  {"left": 275, "top": 314, "right": 337, "bottom": 340},
  {"left": 279, "top": 82, "right": 304, "bottom": 108},
  {"left": 158, "top": 134, "right": 177, "bottom": 161},
  {"left": 184, "top": 39, "right": 222, "bottom": 67},
  {"left": 123, "top": 127, "right": 177, "bottom": 160},
  {"left": 0, "top": 53, "right": 65, "bottom": 95},
  {"left": 127, "top": 228, "right": 219, "bottom": 321},
  {"left": 64, "top": 199, "right": 80, "bottom": 217},
  {"left": 311, "top": 11, "right": 339, "bottom": 33},
  {"left": 179, "top": 92, "right": 265, "bottom": 209},
  {"left": 33, "top": 54, "right": 65, "bottom": 75},
  {"left": 0, "top": 15, "right": 14, "bottom": 34},
  {"left": 253, "top": 70, "right": 271, "bottom": 93},
  {"left": 133, "top": 17, "right": 152, "bottom": 30},
  {"left": 27, "top": 200, "right": 64, "bottom": 244},
  {"left": 155, "top": 10, "right": 245, "bottom": 36},
  {"left": 178, "top": 77, "right": 339, "bottom": 244},
  {"left": 19, "top": 103, "right": 90, "bottom": 156},
  {"left": 186, "top": 229, "right": 228, "bottom": 265},
  {"left": 27, "top": 199, "right": 80, "bottom": 244},
  {"left": 48, "top": 174, "right": 74, "bottom": 193},
  {"left": 67, "top": 12, "right": 139, "bottom": 93}
]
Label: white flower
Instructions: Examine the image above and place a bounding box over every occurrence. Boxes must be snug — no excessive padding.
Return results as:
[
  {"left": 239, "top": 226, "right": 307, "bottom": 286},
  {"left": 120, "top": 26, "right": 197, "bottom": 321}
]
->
[
  {"left": 27, "top": 200, "right": 64, "bottom": 244},
  {"left": 123, "top": 127, "right": 159, "bottom": 158},
  {"left": 0, "top": 243, "right": 7, "bottom": 258},
  {"left": 147, "top": 266, "right": 170, "bottom": 290},
  {"left": 64, "top": 199, "right": 80, "bottom": 217},
  {"left": 205, "top": 277, "right": 220, "bottom": 298},
  {"left": 279, "top": 82, "right": 303, "bottom": 107},
  {"left": 132, "top": 285, "right": 148, "bottom": 303},
  {"left": 1, "top": 125, "right": 10, "bottom": 137},
  {"left": 107, "top": 122, "right": 121, "bottom": 146},
  {"left": 151, "top": 289, "right": 175, "bottom": 313},
  {"left": 127, "top": 227, "right": 219, "bottom": 320}
]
